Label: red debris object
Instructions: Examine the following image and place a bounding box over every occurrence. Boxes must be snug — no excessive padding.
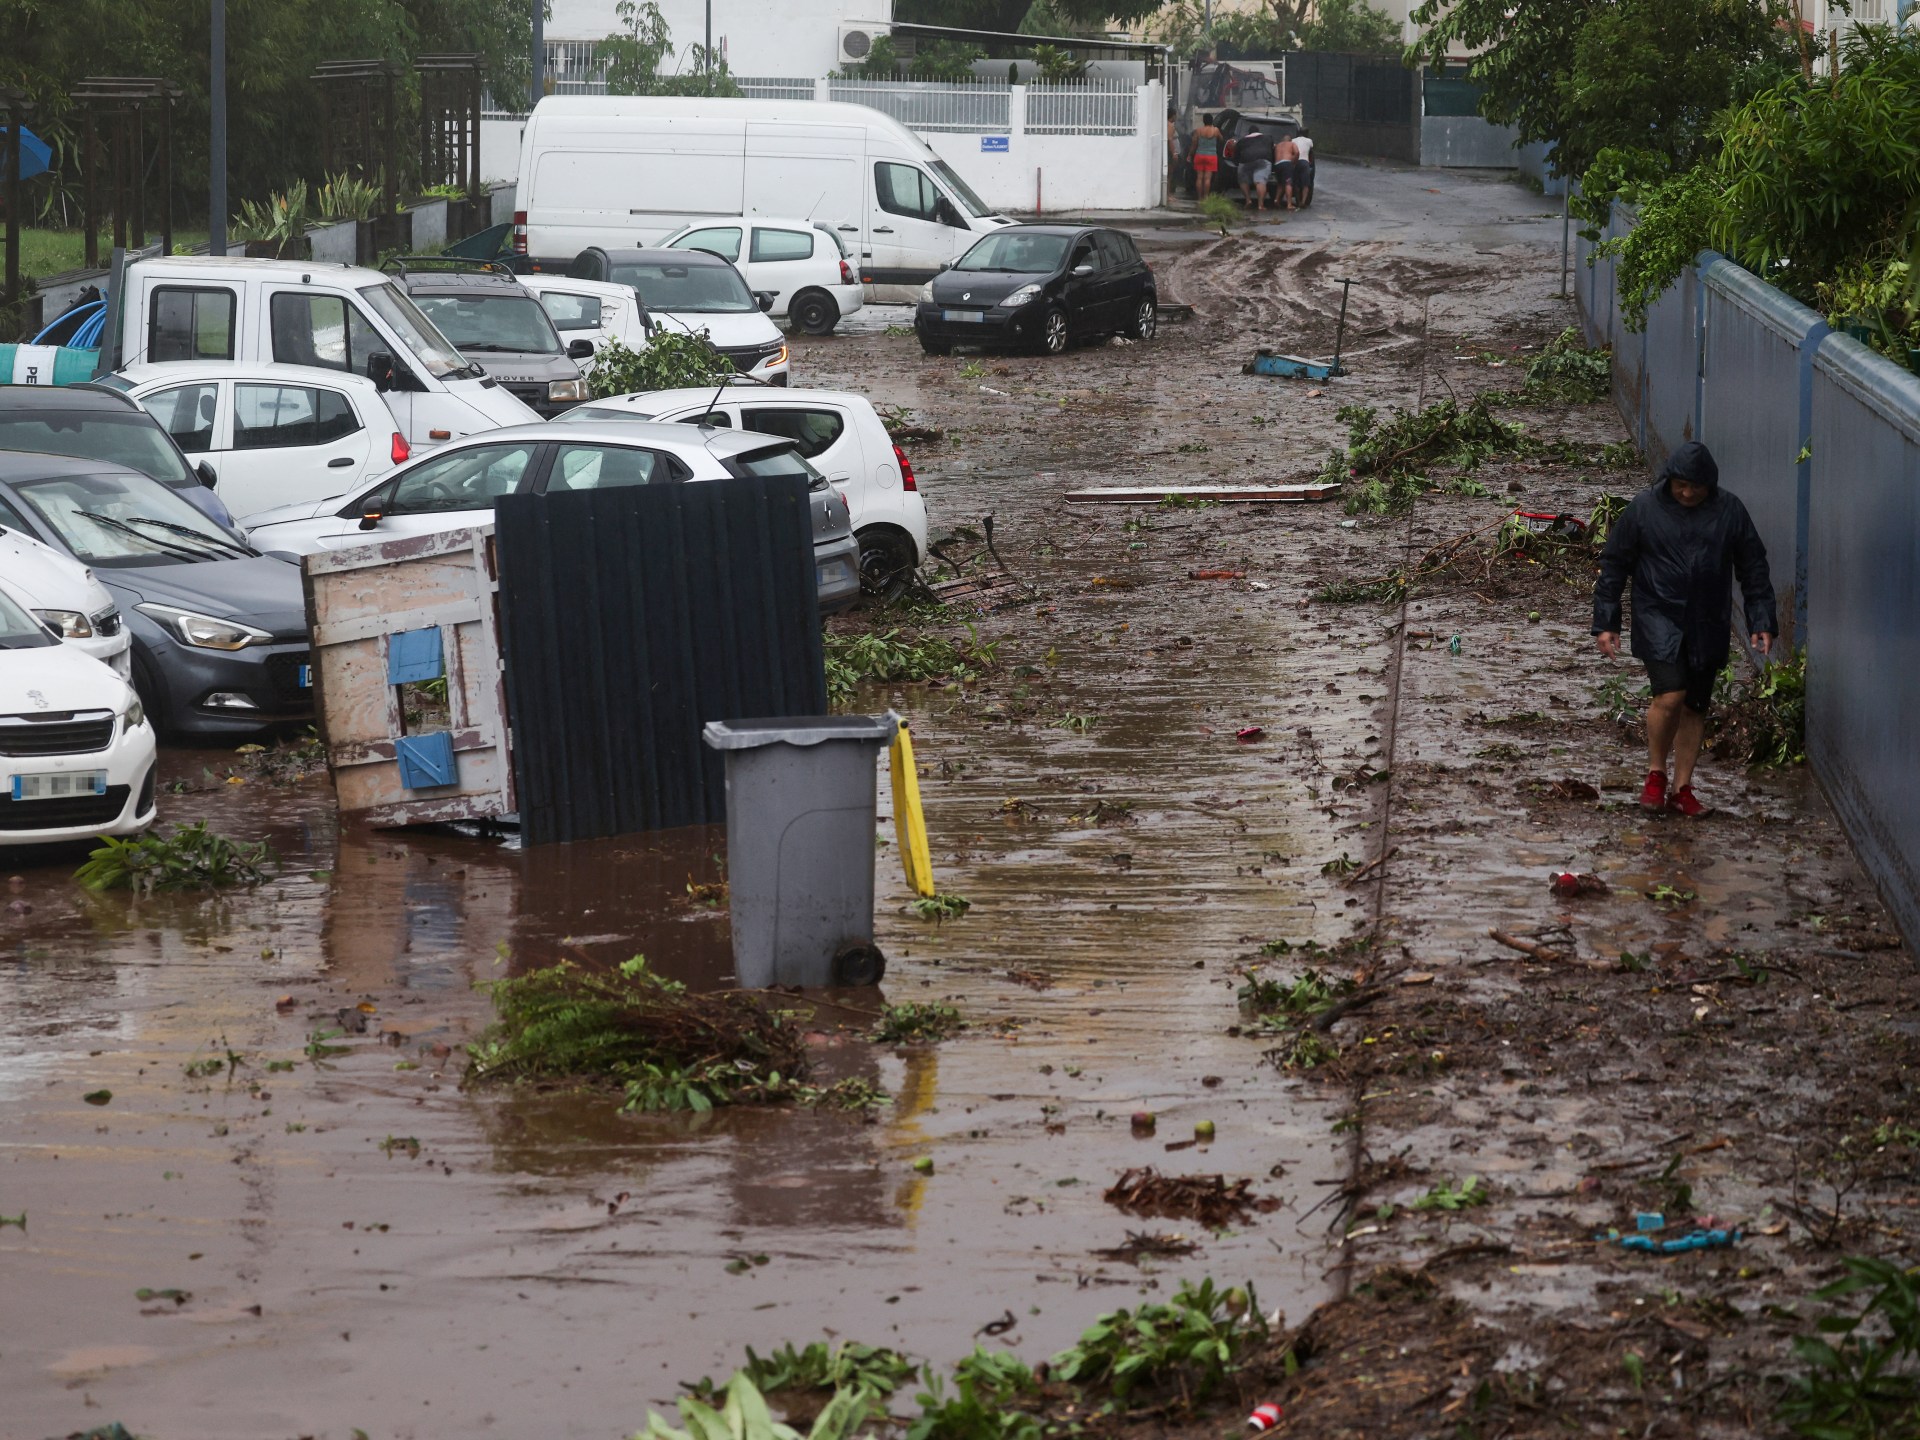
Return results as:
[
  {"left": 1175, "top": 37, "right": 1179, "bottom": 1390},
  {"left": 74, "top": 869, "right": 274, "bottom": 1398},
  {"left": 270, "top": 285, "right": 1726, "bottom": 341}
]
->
[
  {"left": 1235, "top": 726, "right": 1265, "bottom": 743},
  {"left": 1248, "top": 1402, "right": 1285, "bottom": 1431},
  {"left": 1188, "top": 569, "right": 1246, "bottom": 580},
  {"left": 1550, "top": 871, "right": 1611, "bottom": 898}
]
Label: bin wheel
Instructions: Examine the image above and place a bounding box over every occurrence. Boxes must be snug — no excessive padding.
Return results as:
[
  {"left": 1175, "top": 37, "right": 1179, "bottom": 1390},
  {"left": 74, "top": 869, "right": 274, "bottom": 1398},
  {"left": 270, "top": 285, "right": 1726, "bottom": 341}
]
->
[{"left": 832, "top": 942, "right": 887, "bottom": 987}]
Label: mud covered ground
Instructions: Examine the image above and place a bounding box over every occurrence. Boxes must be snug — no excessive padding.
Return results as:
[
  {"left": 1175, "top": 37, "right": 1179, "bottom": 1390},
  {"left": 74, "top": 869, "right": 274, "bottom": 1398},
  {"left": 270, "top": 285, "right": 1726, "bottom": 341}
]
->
[{"left": 2, "top": 162, "right": 1914, "bottom": 1439}]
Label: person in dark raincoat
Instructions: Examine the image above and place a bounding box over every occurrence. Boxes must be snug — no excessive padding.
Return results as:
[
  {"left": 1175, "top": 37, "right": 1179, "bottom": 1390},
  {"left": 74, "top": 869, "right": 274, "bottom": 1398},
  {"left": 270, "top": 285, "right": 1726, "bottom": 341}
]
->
[{"left": 1592, "top": 440, "right": 1776, "bottom": 816}]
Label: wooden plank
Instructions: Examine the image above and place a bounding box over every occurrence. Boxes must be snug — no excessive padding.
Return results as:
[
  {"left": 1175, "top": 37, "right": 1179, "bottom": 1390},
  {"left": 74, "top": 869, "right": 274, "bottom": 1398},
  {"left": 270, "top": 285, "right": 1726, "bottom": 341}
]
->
[{"left": 1063, "top": 483, "right": 1344, "bottom": 504}]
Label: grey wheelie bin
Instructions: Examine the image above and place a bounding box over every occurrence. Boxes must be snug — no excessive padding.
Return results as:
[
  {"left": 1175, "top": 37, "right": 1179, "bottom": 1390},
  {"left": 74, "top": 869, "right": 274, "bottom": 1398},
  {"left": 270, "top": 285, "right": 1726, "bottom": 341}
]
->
[{"left": 702, "top": 712, "right": 899, "bottom": 989}]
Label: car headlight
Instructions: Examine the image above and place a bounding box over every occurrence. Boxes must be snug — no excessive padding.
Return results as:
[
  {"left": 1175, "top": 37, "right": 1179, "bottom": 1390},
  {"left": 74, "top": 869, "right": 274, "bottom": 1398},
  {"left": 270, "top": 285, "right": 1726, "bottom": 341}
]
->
[
  {"left": 548, "top": 377, "right": 589, "bottom": 402},
  {"left": 122, "top": 697, "right": 145, "bottom": 732},
  {"left": 1000, "top": 284, "right": 1042, "bottom": 308},
  {"left": 918, "top": 281, "right": 935, "bottom": 303},
  {"left": 135, "top": 602, "right": 273, "bottom": 652},
  {"left": 35, "top": 608, "right": 94, "bottom": 639},
  {"left": 764, "top": 345, "right": 789, "bottom": 369}
]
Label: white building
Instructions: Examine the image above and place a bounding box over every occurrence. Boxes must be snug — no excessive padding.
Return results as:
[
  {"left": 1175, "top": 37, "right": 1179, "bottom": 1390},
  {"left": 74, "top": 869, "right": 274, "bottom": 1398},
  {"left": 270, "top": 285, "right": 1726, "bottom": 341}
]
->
[{"left": 545, "top": 0, "right": 890, "bottom": 79}]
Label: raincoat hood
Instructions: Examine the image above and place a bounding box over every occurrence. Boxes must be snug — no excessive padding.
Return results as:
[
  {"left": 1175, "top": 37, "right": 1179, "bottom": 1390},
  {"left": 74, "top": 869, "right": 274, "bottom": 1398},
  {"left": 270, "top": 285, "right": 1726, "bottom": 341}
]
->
[{"left": 1659, "top": 441, "right": 1720, "bottom": 493}]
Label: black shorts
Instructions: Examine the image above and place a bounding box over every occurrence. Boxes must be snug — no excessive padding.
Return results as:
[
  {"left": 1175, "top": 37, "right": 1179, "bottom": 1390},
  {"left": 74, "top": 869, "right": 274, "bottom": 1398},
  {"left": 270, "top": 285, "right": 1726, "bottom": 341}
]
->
[{"left": 1643, "top": 656, "right": 1715, "bottom": 714}]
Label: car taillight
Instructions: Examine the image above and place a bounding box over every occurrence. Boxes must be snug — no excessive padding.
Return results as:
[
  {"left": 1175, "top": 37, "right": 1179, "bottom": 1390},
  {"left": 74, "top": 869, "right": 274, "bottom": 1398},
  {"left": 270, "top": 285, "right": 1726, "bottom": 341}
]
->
[
  {"left": 893, "top": 442, "right": 917, "bottom": 493},
  {"left": 391, "top": 432, "right": 410, "bottom": 464},
  {"left": 512, "top": 210, "right": 528, "bottom": 255},
  {"left": 839, "top": 259, "right": 854, "bottom": 285}
]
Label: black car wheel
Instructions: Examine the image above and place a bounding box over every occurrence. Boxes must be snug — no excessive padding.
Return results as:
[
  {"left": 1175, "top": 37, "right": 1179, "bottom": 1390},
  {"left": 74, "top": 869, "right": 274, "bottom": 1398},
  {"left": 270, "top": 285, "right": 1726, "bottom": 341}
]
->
[
  {"left": 790, "top": 289, "right": 840, "bottom": 336},
  {"left": 1038, "top": 306, "right": 1069, "bottom": 356},
  {"left": 857, "top": 526, "right": 918, "bottom": 602},
  {"left": 1127, "top": 296, "right": 1158, "bottom": 340},
  {"left": 130, "top": 646, "right": 170, "bottom": 739}
]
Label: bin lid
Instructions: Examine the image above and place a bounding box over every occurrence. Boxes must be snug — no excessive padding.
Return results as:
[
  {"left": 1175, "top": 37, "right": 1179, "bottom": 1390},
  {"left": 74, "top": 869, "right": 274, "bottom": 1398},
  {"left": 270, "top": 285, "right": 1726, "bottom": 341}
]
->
[{"left": 702, "top": 711, "right": 900, "bottom": 751}]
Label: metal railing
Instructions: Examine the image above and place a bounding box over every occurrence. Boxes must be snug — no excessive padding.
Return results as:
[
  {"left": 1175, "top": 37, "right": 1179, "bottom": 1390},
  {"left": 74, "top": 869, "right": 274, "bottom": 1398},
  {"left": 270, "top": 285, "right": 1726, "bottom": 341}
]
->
[
  {"left": 1023, "top": 78, "right": 1139, "bottom": 136},
  {"left": 827, "top": 78, "right": 1013, "bottom": 133}
]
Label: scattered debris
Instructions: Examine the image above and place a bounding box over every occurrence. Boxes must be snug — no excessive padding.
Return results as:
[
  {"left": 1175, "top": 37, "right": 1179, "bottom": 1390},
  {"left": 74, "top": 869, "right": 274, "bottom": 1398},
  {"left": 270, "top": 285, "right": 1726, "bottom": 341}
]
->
[
  {"left": 1065, "top": 484, "right": 1342, "bottom": 505},
  {"left": 1550, "top": 871, "right": 1611, "bottom": 898},
  {"left": 1092, "top": 1231, "right": 1201, "bottom": 1264},
  {"left": 1103, "top": 1168, "right": 1279, "bottom": 1226}
]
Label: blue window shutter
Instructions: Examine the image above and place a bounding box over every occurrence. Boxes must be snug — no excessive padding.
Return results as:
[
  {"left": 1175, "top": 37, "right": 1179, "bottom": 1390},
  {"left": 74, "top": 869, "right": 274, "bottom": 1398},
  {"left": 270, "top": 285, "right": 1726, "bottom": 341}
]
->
[
  {"left": 394, "top": 731, "right": 457, "bottom": 789},
  {"left": 387, "top": 627, "right": 444, "bottom": 686}
]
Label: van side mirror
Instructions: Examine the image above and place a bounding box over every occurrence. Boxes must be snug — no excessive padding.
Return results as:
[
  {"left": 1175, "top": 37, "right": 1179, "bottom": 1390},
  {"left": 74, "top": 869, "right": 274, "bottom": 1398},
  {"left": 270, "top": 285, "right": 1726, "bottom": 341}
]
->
[
  {"left": 566, "top": 337, "right": 595, "bottom": 360},
  {"left": 195, "top": 461, "right": 218, "bottom": 489},
  {"left": 936, "top": 199, "right": 965, "bottom": 228},
  {"left": 358, "top": 495, "right": 385, "bottom": 531},
  {"left": 366, "top": 352, "right": 397, "bottom": 392},
  {"left": 753, "top": 291, "right": 775, "bottom": 313}
]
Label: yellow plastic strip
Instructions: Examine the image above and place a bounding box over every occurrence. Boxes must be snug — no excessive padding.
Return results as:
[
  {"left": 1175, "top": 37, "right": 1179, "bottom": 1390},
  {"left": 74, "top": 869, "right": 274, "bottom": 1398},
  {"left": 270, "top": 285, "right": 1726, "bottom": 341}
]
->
[{"left": 891, "top": 723, "right": 936, "bottom": 899}]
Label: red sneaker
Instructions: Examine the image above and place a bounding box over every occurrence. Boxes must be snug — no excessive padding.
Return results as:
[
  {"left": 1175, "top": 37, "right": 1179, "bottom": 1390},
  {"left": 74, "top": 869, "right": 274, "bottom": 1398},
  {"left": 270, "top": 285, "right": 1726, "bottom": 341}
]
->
[
  {"left": 1667, "top": 784, "right": 1706, "bottom": 818},
  {"left": 1639, "top": 771, "right": 1668, "bottom": 809}
]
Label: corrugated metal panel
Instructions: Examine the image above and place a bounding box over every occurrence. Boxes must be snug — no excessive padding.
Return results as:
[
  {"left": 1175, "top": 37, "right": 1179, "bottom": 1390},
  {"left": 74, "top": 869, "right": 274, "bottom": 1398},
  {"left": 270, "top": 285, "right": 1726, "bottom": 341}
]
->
[
  {"left": 1699, "top": 258, "right": 1827, "bottom": 646},
  {"left": 1639, "top": 258, "right": 1700, "bottom": 469},
  {"left": 1808, "top": 334, "right": 1920, "bottom": 949},
  {"left": 492, "top": 475, "right": 827, "bottom": 846}
]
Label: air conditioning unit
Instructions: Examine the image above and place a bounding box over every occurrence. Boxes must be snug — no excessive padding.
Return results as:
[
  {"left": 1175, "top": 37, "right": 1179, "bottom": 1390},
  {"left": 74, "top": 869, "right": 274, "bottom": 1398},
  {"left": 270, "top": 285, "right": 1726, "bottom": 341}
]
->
[{"left": 838, "top": 23, "right": 889, "bottom": 66}]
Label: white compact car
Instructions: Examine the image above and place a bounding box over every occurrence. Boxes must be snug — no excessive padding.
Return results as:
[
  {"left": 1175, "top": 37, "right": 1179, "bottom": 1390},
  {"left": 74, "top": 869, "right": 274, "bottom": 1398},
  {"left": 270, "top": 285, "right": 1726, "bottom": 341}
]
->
[
  {"left": 518, "top": 275, "right": 653, "bottom": 376},
  {"left": 114, "top": 361, "right": 416, "bottom": 523},
  {"left": 559, "top": 385, "right": 928, "bottom": 595},
  {"left": 0, "top": 525, "right": 131, "bottom": 677},
  {"left": 661, "top": 219, "right": 866, "bottom": 336},
  {"left": 0, "top": 586, "right": 156, "bottom": 848}
]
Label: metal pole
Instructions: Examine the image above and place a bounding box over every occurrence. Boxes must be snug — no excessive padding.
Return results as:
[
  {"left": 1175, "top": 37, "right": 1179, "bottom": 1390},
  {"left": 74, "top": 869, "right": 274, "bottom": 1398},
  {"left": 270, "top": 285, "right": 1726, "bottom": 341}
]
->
[
  {"left": 531, "top": 0, "right": 544, "bottom": 110},
  {"left": 705, "top": 0, "right": 713, "bottom": 93},
  {"left": 161, "top": 94, "right": 174, "bottom": 259},
  {"left": 210, "top": 0, "right": 228, "bottom": 257},
  {"left": 1331, "top": 277, "right": 1352, "bottom": 375},
  {"left": 1558, "top": 183, "right": 1569, "bottom": 298}
]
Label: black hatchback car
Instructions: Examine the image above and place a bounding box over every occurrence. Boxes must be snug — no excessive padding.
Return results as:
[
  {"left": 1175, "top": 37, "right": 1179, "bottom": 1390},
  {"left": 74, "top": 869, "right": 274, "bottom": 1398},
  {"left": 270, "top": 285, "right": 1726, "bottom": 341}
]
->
[{"left": 914, "top": 225, "right": 1156, "bottom": 356}]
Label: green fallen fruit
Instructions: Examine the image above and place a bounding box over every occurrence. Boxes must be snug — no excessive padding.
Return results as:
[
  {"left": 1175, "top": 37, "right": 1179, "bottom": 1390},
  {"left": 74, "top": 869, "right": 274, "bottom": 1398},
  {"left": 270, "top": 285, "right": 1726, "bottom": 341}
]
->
[
  {"left": 83, "top": 1089, "right": 112, "bottom": 1106},
  {"left": 1194, "top": 1119, "right": 1216, "bottom": 1140},
  {"left": 911, "top": 1156, "right": 935, "bottom": 1174},
  {"left": 1528, "top": 611, "right": 1542, "bottom": 623}
]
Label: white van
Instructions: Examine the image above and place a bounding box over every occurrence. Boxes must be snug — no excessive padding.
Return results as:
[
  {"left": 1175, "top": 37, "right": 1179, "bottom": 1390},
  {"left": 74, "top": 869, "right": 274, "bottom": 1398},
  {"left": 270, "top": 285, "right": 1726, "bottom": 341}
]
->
[
  {"left": 111, "top": 257, "right": 539, "bottom": 452},
  {"left": 514, "top": 96, "right": 1012, "bottom": 303}
]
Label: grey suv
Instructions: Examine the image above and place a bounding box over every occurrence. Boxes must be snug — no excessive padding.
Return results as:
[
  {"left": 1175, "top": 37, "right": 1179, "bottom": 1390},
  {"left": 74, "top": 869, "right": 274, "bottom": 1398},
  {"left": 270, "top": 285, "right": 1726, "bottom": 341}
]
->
[{"left": 384, "top": 259, "right": 590, "bottom": 418}]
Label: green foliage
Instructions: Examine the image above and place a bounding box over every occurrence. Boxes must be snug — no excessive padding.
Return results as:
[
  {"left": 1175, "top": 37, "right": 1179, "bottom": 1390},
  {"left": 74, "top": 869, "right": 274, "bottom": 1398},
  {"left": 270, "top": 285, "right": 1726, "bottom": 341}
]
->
[
  {"left": 1198, "top": 193, "right": 1239, "bottom": 235},
  {"left": 1312, "top": 576, "right": 1407, "bottom": 604},
  {"left": 1588, "top": 492, "right": 1629, "bottom": 547},
  {"left": 1269, "top": 1030, "right": 1340, "bottom": 1069},
  {"left": 910, "top": 893, "right": 973, "bottom": 922},
  {"left": 1521, "top": 327, "right": 1612, "bottom": 402},
  {"left": 232, "top": 181, "right": 308, "bottom": 247},
  {"left": 1819, "top": 258, "right": 1920, "bottom": 360},
  {"left": 1324, "top": 396, "right": 1529, "bottom": 514},
  {"left": 1300, "top": 0, "right": 1402, "bottom": 54},
  {"left": 1594, "top": 673, "right": 1650, "bottom": 728},
  {"left": 911, "top": 40, "right": 990, "bottom": 80},
  {"left": 688, "top": 1342, "right": 918, "bottom": 1404},
  {"left": 1049, "top": 1278, "right": 1264, "bottom": 1406},
  {"left": 1778, "top": 1257, "right": 1920, "bottom": 1438},
  {"left": 870, "top": 1003, "right": 966, "bottom": 1043},
  {"left": 909, "top": 1377, "right": 1042, "bottom": 1440},
  {"left": 597, "top": 0, "right": 744, "bottom": 96},
  {"left": 465, "top": 957, "right": 807, "bottom": 1113},
  {"left": 316, "top": 172, "right": 384, "bottom": 221},
  {"left": 1238, "top": 967, "right": 1354, "bottom": 1021},
  {"left": 823, "top": 626, "right": 1001, "bottom": 705},
  {"left": 1411, "top": 1175, "right": 1489, "bottom": 1211},
  {"left": 1711, "top": 647, "right": 1808, "bottom": 768},
  {"left": 634, "top": 1372, "right": 871, "bottom": 1440},
  {"left": 894, "top": 0, "right": 1162, "bottom": 43},
  {"left": 1028, "top": 45, "right": 1087, "bottom": 81},
  {"left": 586, "top": 332, "right": 734, "bottom": 400},
  {"left": 75, "top": 822, "right": 273, "bottom": 894}
]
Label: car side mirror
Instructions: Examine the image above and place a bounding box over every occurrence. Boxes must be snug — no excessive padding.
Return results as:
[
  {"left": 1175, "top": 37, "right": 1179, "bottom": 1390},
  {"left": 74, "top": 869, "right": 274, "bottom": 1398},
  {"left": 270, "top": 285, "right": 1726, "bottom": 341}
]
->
[
  {"left": 357, "top": 495, "right": 385, "bottom": 531},
  {"left": 195, "top": 460, "right": 218, "bottom": 489},
  {"left": 566, "top": 337, "right": 595, "bottom": 360},
  {"left": 754, "top": 291, "right": 775, "bottom": 313},
  {"left": 366, "top": 352, "right": 396, "bottom": 392},
  {"left": 1072, "top": 263, "right": 1095, "bottom": 277}
]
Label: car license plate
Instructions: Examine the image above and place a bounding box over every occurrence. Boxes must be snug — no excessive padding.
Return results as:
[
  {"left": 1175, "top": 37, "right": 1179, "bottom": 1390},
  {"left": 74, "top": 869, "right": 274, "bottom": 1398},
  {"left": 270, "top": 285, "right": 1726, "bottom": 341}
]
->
[
  {"left": 12, "top": 771, "right": 108, "bottom": 801},
  {"left": 943, "top": 309, "right": 986, "bottom": 323},
  {"left": 297, "top": 664, "right": 312, "bottom": 689}
]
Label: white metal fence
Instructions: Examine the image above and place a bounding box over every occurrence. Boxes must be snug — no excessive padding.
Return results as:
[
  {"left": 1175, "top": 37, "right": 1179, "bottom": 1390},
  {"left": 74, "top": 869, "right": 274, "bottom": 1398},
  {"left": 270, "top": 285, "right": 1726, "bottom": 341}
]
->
[{"left": 486, "top": 69, "right": 1140, "bottom": 137}]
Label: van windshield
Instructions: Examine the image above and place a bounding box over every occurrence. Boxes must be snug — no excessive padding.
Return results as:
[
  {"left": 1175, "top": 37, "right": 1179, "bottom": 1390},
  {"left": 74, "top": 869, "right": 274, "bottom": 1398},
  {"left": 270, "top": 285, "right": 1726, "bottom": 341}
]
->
[
  {"left": 929, "top": 160, "right": 996, "bottom": 220},
  {"left": 608, "top": 261, "right": 757, "bottom": 314},
  {"left": 360, "top": 282, "right": 469, "bottom": 378}
]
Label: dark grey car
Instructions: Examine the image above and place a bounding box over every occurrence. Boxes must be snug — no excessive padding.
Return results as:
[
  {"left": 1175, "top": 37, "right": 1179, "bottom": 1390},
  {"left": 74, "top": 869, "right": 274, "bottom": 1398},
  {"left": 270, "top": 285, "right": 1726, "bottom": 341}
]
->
[
  {"left": 0, "top": 454, "right": 311, "bottom": 739},
  {"left": 385, "top": 260, "right": 591, "bottom": 419}
]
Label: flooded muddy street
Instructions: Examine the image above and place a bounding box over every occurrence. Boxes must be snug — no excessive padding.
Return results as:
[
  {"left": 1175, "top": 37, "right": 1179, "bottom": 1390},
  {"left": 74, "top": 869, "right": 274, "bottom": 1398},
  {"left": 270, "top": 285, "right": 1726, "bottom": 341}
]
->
[{"left": 6, "top": 161, "right": 1915, "bottom": 1439}]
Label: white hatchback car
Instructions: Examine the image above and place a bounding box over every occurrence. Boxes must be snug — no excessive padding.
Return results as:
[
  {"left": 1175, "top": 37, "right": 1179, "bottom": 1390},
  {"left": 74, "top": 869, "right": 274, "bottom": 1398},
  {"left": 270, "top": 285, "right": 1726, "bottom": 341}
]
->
[
  {"left": 0, "top": 527, "right": 132, "bottom": 678},
  {"left": 518, "top": 275, "right": 653, "bottom": 377},
  {"left": 660, "top": 219, "right": 865, "bottom": 336},
  {"left": 0, "top": 586, "right": 156, "bottom": 848},
  {"left": 114, "top": 361, "right": 417, "bottom": 523},
  {"left": 559, "top": 385, "right": 928, "bottom": 595}
]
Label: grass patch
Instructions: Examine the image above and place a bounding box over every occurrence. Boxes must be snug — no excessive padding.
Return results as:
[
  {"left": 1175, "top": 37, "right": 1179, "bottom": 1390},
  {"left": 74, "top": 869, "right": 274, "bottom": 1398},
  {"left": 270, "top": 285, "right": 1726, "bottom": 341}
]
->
[
  {"left": 465, "top": 956, "right": 808, "bottom": 1113},
  {"left": 75, "top": 822, "right": 273, "bottom": 894},
  {"left": 870, "top": 1002, "right": 965, "bottom": 1043},
  {"left": 824, "top": 626, "right": 1002, "bottom": 706},
  {"left": 1198, "top": 193, "right": 1239, "bottom": 234},
  {"left": 1313, "top": 575, "right": 1407, "bottom": 605},
  {"left": 1323, "top": 396, "right": 1530, "bottom": 515}
]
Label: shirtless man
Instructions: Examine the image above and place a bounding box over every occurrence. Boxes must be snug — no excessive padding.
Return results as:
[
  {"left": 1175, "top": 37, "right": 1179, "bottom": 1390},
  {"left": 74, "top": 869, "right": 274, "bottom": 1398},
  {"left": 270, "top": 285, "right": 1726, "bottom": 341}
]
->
[{"left": 1273, "top": 133, "right": 1301, "bottom": 210}]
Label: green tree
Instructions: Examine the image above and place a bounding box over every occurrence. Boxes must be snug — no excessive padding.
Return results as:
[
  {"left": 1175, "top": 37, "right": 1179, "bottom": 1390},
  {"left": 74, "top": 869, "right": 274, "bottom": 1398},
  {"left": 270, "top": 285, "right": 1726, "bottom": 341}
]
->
[
  {"left": 1300, "top": 0, "right": 1401, "bottom": 54},
  {"left": 594, "top": 0, "right": 741, "bottom": 96}
]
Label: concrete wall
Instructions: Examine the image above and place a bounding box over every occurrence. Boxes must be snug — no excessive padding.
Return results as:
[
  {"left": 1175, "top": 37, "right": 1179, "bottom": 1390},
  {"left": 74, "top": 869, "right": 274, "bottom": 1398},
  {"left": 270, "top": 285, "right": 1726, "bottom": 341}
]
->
[
  {"left": 409, "top": 199, "right": 449, "bottom": 252},
  {"left": 1420, "top": 115, "right": 1518, "bottom": 168}
]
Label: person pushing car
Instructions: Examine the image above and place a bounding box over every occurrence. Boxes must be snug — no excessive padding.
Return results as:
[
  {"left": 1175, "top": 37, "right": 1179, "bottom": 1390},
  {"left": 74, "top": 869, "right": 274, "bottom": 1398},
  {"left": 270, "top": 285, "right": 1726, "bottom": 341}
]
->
[{"left": 1592, "top": 440, "right": 1776, "bottom": 817}]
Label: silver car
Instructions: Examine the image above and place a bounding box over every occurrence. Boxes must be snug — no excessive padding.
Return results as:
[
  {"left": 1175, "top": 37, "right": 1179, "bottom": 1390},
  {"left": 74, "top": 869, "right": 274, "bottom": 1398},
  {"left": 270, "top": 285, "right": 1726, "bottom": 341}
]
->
[{"left": 242, "top": 420, "right": 861, "bottom": 613}]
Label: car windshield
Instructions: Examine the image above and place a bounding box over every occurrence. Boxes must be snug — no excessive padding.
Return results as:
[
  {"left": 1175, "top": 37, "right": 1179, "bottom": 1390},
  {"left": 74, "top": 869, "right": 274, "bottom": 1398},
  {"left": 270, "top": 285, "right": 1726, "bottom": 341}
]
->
[
  {"left": 12, "top": 469, "right": 252, "bottom": 568},
  {"left": 729, "top": 444, "right": 827, "bottom": 490},
  {"left": 953, "top": 232, "right": 1070, "bottom": 274},
  {"left": 360, "top": 282, "right": 468, "bottom": 378},
  {"left": 0, "top": 412, "right": 195, "bottom": 488},
  {"left": 608, "top": 261, "right": 756, "bottom": 314},
  {"left": 414, "top": 294, "right": 563, "bottom": 355},
  {"left": 0, "top": 587, "right": 56, "bottom": 649},
  {"left": 929, "top": 160, "right": 996, "bottom": 219},
  {"left": 555, "top": 406, "right": 656, "bottom": 423}
]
